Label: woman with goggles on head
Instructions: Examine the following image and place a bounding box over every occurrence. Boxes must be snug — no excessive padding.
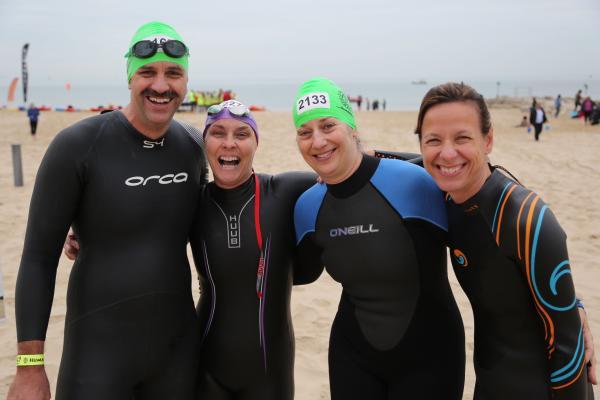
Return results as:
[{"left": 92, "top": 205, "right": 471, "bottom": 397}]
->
[
  {"left": 292, "top": 78, "right": 465, "bottom": 400},
  {"left": 414, "top": 82, "right": 594, "bottom": 399},
  {"left": 189, "top": 100, "right": 317, "bottom": 399}
]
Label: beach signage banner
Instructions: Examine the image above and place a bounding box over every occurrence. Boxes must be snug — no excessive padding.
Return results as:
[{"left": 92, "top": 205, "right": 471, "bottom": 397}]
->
[{"left": 22, "top": 43, "right": 29, "bottom": 103}]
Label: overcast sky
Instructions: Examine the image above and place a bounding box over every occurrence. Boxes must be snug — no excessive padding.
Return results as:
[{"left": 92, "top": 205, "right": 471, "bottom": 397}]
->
[{"left": 1, "top": 0, "right": 599, "bottom": 88}]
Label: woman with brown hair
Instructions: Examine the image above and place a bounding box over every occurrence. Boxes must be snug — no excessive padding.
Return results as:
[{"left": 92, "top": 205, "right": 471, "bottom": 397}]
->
[{"left": 415, "top": 82, "right": 594, "bottom": 399}]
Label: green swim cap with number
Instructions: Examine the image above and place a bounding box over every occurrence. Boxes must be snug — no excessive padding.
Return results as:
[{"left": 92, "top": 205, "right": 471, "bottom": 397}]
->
[
  {"left": 292, "top": 77, "right": 355, "bottom": 129},
  {"left": 125, "top": 21, "right": 189, "bottom": 81}
]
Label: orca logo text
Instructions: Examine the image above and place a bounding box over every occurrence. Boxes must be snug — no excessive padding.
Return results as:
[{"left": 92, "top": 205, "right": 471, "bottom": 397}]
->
[{"left": 125, "top": 172, "right": 188, "bottom": 187}]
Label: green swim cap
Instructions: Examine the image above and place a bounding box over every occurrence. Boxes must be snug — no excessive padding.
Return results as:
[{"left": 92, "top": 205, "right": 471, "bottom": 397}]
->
[
  {"left": 292, "top": 77, "right": 355, "bottom": 129},
  {"left": 125, "top": 21, "right": 189, "bottom": 81}
]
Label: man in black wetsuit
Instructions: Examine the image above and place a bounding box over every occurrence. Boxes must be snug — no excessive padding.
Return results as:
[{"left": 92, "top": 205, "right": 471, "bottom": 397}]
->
[
  {"left": 190, "top": 100, "right": 315, "bottom": 399},
  {"left": 9, "top": 21, "right": 208, "bottom": 400}
]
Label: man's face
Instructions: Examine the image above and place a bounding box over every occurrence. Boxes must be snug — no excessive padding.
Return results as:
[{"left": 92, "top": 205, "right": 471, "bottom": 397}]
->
[{"left": 128, "top": 61, "right": 188, "bottom": 131}]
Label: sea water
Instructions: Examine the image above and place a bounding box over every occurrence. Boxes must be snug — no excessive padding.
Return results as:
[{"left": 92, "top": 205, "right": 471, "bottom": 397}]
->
[{"left": 1, "top": 80, "right": 598, "bottom": 111}]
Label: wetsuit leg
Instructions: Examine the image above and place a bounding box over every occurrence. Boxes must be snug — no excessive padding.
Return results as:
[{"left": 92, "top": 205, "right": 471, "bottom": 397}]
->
[
  {"left": 56, "top": 301, "right": 146, "bottom": 400},
  {"left": 197, "top": 371, "right": 233, "bottom": 400},
  {"left": 197, "top": 363, "right": 294, "bottom": 400},
  {"left": 241, "top": 381, "right": 294, "bottom": 400},
  {"left": 328, "top": 315, "right": 386, "bottom": 400},
  {"left": 56, "top": 294, "right": 199, "bottom": 400},
  {"left": 136, "top": 314, "right": 200, "bottom": 400}
]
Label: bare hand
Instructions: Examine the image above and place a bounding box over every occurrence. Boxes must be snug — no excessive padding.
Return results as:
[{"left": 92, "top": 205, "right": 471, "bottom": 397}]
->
[
  {"left": 580, "top": 307, "right": 597, "bottom": 384},
  {"left": 7, "top": 367, "right": 51, "bottom": 400},
  {"left": 63, "top": 227, "right": 79, "bottom": 261}
]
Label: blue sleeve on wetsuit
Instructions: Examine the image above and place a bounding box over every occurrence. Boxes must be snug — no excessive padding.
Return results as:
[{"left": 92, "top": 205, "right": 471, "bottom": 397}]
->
[
  {"left": 293, "top": 183, "right": 327, "bottom": 244},
  {"left": 370, "top": 158, "right": 448, "bottom": 231}
]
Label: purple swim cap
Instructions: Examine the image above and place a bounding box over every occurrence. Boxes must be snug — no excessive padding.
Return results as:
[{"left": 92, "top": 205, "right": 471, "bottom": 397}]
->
[{"left": 203, "top": 100, "right": 259, "bottom": 143}]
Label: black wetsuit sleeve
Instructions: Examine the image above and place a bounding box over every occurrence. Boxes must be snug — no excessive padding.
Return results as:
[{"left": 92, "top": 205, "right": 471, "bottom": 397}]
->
[
  {"left": 270, "top": 171, "right": 322, "bottom": 286},
  {"left": 293, "top": 182, "right": 327, "bottom": 285},
  {"left": 15, "top": 129, "right": 86, "bottom": 341},
  {"left": 272, "top": 171, "right": 317, "bottom": 198},
  {"left": 200, "top": 153, "right": 208, "bottom": 186},
  {"left": 176, "top": 119, "right": 209, "bottom": 186},
  {"left": 293, "top": 234, "right": 325, "bottom": 285},
  {"left": 516, "top": 198, "right": 589, "bottom": 398},
  {"left": 372, "top": 150, "right": 423, "bottom": 165}
]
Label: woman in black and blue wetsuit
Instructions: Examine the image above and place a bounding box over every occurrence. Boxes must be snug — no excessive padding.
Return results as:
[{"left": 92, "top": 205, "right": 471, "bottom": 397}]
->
[
  {"left": 415, "top": 82, "right": 595, "bottom": 399},
  {"left": 292, "top": 78, "right": 465, "bottom": 400},
  {"left": 189, "top": 101, "right": 315, "bottom": 399}
]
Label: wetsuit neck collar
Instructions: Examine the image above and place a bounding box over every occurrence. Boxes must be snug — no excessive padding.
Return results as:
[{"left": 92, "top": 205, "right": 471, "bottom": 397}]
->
[
  {"left": 210, "top": 173, "right": 255, "bottom": 203},
  {"left": 114, "top": 110, "right": 171, "bottom": 149},
  {"left": 454, "top": 166, "right": 507, "bottom": 213},
  {"left": 327, "top": 155, "right": 380, "bottom": 198}
]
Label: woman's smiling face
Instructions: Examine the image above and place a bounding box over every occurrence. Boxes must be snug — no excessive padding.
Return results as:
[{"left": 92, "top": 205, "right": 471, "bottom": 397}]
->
[{"left": 419, "top": 101, "right": 493, "bottom": 203}]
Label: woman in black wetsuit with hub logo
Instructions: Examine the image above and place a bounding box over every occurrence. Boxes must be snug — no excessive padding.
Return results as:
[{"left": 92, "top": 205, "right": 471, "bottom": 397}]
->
[{"left": 189, "top": 100, "right": 316, "bottom": 399}]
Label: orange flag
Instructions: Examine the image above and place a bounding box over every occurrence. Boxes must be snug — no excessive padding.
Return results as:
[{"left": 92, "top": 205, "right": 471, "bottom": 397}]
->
[{"left": 7, "top": 77, "right": 18, "bottom": 102}]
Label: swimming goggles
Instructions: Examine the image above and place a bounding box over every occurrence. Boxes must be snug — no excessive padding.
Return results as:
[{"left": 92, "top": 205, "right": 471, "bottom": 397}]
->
[
  {"left": 207, "top": 103, "right": 250, "bottom": 117},
  {"left": 129, "top": 40, "right": 189, "bottom": 59}
]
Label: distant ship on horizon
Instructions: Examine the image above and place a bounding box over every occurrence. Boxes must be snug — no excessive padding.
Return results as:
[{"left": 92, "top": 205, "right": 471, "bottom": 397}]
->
[{"left": 411, "top": 79, "right": 427, "bottom": 85}]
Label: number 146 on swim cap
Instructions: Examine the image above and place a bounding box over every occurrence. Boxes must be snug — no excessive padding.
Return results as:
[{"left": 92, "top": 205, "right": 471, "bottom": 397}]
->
[{"left": 296, "top": 92, "right": 330, "bottom": 115}]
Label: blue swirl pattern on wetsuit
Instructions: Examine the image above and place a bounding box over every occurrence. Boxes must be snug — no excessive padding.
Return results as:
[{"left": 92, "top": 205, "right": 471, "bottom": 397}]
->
[
  {"left": 446, "top": 169, "right": 592, "bottom": 399},
  {"left": 531, "top": 205, "right": 577, "bottom": 312}
]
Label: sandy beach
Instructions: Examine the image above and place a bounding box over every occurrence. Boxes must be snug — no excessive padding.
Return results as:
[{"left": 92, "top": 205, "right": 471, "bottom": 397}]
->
[{"left": 0, "top": 106, "right": 598, "bottom": 399}]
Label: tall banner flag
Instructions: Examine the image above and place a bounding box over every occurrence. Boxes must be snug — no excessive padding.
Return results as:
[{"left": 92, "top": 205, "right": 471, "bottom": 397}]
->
[{"left": 22, "top": 43, "right": 29, "bottom": 103}]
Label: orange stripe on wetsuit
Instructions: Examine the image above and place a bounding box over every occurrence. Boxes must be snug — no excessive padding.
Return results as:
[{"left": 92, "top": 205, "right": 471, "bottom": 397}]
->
[
  {"left": 495, "top": 184, "right": 517, "bottom": 245},
  {"left": 516, "top": 192, "right": 535, "bottom": 260}
]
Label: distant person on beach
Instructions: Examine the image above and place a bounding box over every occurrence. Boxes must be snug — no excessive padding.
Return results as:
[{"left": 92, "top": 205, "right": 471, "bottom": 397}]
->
[
  {"left": 591, "top": 105, "right": 600, "bottom": 126},
  {"left": 292, "top": 77, "right": 465, "bottom": 399},
  {"left": 555, "top": 94, "right": 562, "bottom": 117},
  {"left": 366, "top": 97, "right": 371, "bottom": 110},
  {"left": 27, "top": 103, "right": 40, "bottom": 135},
  {"left": 372, "top": 99, "right": 379, "bottom": 110},
  {"left": 529, "top": 101, "right": 547, "bottom": 141},
  {"left": 416, "top": 82, "right": 595, "bottom": 399},
  {"left": 383, "top": 98, "right": 386, "bottom": 111},
  {"left": 8, "top": 21, "right": 208, "bottom": 400},
  {"left": 515, "top": 115, "right": 529, "bottom": 127},
  {"left": 530, "top": 97, "right": 537, "bottom": 116},
  {"left": 575, "top": 89, "right": 583, "bottom": 111},
  {"left": 582, "top": 97, "right": 594, "bottom": 125}
]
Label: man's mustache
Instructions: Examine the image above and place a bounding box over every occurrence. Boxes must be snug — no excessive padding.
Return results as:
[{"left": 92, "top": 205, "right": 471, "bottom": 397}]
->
[{"left": 141, "top": 88, "right": 178, "bottom": 99}]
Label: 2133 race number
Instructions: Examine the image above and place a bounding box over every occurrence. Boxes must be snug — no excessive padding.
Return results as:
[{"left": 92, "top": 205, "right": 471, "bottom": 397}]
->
[{"left": 297, "top": 92, "right": 330, "bottom": 114}]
